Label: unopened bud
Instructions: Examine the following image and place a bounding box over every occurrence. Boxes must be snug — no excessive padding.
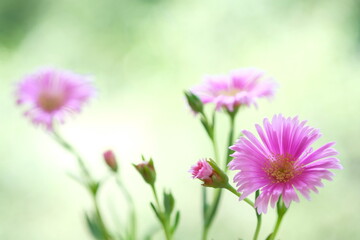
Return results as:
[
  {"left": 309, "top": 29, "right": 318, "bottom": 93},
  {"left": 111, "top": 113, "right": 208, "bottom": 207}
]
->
[
  {"left": 184, "top": 91, "right": 204, "bottom": 114},
  {"left": 103, "top": 150, "right": 118, "bottom": 172},
  {"left": 189, "top": 158, "right": 229, "bottom": 188},
  {"left": 133, "top": 157, "right": 156, "bottom": 185}
]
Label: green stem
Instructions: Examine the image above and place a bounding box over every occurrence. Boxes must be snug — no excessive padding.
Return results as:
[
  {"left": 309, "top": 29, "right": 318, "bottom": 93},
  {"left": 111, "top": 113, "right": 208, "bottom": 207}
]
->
[
  {"left": 201, "top": 187, "right": 208, "bottom": 240},
  {"left": 150, "top": 184, "right": 172, "bottom": 240},
  {"left": 202, "top": 188, "right": 208, "bottom": 218},
  {"left": 52, "top": 130, "right": 92, "bottom": 183},
  {"left": 253, "top": 190, "right": 262, "bottom": 240},
  {"left": 204, "top": 189, "right": 222, "bottom": 229},
  {"left": 202, "top": 227, "right": 209, "bottom": 240},
  {"left": 269, "top": 200, "right": 288, "bottom": 240},
  {"left": 269, "top": 215, "right": 284, "bottom": 240},
  {"left": 225, "top": 112, "right": 236, "bottom": 168},
  {"left": 199, "top": 111, "right": 221, "bottom": 240},
  {"left": 51, "top": 130, "right": 111, "bottom": 240},
  {"left": 151, "top": 184, "right": 161, "bottom": 211},
  {"left": 224, "top": 184, "right": 254, "bottom": 208},
  {"left": 116, "top": 177, "right": 137, "bottom": 240},
  {"left": 200, "top": 109, "right": 238, "bottom": 240},
  {"left": 210, "top": 137, "right": 220, "bottom": 164},
  {"left": 92, "top": 193, "right": 112, "bottom": 240}
]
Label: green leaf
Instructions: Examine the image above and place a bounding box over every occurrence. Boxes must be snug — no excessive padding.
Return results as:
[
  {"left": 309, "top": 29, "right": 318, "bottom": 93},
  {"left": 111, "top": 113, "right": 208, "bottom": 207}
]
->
[
  {"left": 265, "top": 233, "right": 272, "bottom": 240},
  {"left": 89, "top": 181, "right": 101, "bottom": 195},
  {"left": 171, "top": 211, "right": 181, "bottom": 234},
  {"left": 163, "top": 191, "right": 175, "bottom": 217},
  {"left": 85, "top": 212, "right": 106, "bottom": 240},
  {"left": 150, "top": 202, "right": 162, "bottom": 222}
]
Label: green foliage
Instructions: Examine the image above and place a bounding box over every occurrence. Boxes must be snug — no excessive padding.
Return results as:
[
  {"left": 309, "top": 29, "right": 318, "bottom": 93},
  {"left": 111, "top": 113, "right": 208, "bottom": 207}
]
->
[
  {"left": 163, "top": 190, "right": 175, "bottom": 218},
  {"left": 0, "top": 0, "right": 43, "bottom": 48},
  {"left": 85, "top": 212, "right": 107, "bottom": 240}
]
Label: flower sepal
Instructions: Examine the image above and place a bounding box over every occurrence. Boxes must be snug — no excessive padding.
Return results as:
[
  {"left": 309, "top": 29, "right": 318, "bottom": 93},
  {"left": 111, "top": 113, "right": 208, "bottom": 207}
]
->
[
  {"left": 133, "top": 156, "right": 156, "bottom": 185},
  {"left": 190, "top": 158, "right": 230, "bottom": 189},
  {"left": 203, "top": 159, "right": 229, "bottom": 188},
  {"left": 184, "top": 91, "right": 204, "bottom": 114}
]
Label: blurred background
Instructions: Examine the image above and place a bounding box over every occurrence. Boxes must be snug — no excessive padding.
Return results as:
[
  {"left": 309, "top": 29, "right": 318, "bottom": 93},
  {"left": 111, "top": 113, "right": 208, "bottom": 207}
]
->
[{"left": 0, "top": 0, "right": 359, "bottom": 239}]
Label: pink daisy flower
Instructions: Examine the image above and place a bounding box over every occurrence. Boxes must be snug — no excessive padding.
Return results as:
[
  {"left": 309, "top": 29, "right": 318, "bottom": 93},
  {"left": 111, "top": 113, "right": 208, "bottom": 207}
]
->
[
  {"left": 189, "top": 159, "right": 213, "bottom": 180},
  {"left": 16, "top": 67, "right": 96, "bottom": 130},
  {"left": 191, "top": 68, "right": 277, "bottom": 112},
  {"left": 228, "top": 115, "right": 342, "bottom": 214}
]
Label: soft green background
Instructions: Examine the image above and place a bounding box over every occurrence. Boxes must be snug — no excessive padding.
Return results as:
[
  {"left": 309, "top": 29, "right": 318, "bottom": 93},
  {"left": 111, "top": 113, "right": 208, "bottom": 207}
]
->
[{"left": 0, "top": 0, "right": 359, "bottom": 239}]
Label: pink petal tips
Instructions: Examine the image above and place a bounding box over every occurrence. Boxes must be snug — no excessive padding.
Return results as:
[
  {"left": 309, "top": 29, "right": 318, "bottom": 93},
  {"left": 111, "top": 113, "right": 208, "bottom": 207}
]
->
[
  {"left": 228, "top": 114, "right": 342, "bottom": 214},
  {"left": 190, "top": 67, "right": 277, "bottom": 112},
  {"left": 16, "top": 67, "right": 96, "bottom": 130},
  {"left": 189, "top": 159, "right": 213, "bottom": 180}
]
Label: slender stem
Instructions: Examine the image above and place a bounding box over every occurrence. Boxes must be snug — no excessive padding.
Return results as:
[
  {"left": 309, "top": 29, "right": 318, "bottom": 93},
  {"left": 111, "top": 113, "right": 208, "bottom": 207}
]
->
[
  {"left": 202, "top": 188, "right": 208, "bottom": 218},
  {"left": 224, "top": 184, "right": 254, "bottom": 208},
  {"left": 253, "top": 190, "right": 262, "bottom": 240},
  {"left": 116, "top": 177, "right": 137, "bottom": 240},
  {"left": 202, "top": 187, "right": 208, "bottom": 238},
  {"left": 150, "top": 184, "right": 172, "bottom": 240},
  {"left": 225, "top": 112, "right": 236, "bottom": 168},
  {"left": 200, "top": 110, "right": 238, "bottom": 240},
  {"left": 151, "top": 184, "right": 161, "bottom": 211},
  {"left": 52, "top": 130, "right": 92, "bottom": 183},
  {"left": 210, "top": 137, "right": 220, "bottom": 164},
  {"left": 269, "top": 200, "right": 288, "bottom": 240},
  {"left": 204, "top": 189, "right": 222, "bottom": 229},
  {"left": 202, "top": 227, "right": 209, "bottom": 240},
  {"left": 51, "top": 130, "right": 111, "bottom": 240},
  {"left": 92, "top": 193, "right": 112, "bottom": 240},
  {"left": 269, "top": 214, "right": 284, "bottom": 240}
]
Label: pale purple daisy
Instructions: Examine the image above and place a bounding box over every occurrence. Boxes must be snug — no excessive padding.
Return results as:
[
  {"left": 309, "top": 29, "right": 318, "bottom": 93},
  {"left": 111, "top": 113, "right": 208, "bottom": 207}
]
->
[
  {"left": 16, "top": 67, "right": 96, "bottom": 130},
  {"left": 228, "top": 115, "right": 342, "bottom": 214},
  {"left": 191, "top": 68, "right": 277, "bottom": 112}
]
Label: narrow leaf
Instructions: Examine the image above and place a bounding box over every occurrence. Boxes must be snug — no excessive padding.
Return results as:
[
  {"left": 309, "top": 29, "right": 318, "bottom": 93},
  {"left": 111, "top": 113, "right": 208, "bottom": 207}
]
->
[
  {"left": 150, "top": 202, "right": 162, "bottom": 222},
  {"left": 171, "top": 211, "right": 181, "bottom": 234},
  {"left": 84, "top": 212, "right": 105, "bottom": 240}
]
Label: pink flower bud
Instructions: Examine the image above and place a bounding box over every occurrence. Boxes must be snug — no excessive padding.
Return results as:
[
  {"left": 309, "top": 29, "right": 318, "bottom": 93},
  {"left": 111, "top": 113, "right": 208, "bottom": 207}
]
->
[
  {"left": 189, "top": 159, "right": 213, "bottom": 180},
  {"left": 189, "top": 159, "right": 229, "bottom": 188},
  {"left": 103, "top": 150, "right": 118, "bottom": 172},
  {"left": 133, "top": 158, "right": 156, "bottom": 185}
]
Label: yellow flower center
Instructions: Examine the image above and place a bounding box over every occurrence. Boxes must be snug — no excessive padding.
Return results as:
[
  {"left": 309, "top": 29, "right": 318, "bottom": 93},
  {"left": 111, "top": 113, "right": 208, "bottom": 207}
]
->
[
  {"left": 263, "top": 154, "right": 302, "bottom": 183},
  {"left": 37, "top": 92, "right": 65, "bottom": 113},
  {"left": 218, "top": 88, "right": 240, "bottom": 97}
]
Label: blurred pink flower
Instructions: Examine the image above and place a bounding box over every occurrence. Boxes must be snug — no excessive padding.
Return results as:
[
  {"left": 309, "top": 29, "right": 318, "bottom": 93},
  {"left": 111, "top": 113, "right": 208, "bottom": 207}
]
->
[
  {"left": 228, "top": 115, "right": 342, "bottom": 214},
  {"left": 16, "top": 67, "right": 96, "bottom": 130},
  {"left": 191, "top": 68, "right": 277, "bottom": 112},
  {"left": 189, "top": 159, "right": 213, "bottom": 180}
]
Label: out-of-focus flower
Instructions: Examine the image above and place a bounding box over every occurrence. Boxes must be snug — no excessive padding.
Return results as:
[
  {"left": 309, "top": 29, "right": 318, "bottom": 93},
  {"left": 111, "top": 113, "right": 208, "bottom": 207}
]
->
[
  {"left": 16, "top": 67, "right": 96, "bottom": 130},
  {"left": 229, "top": 114, "right": 342, "bottom": 214},
  {"left": 190, "top": 159, "right": 229, "bottom": 188},
  {"left": 133, "top": 158, "right": 156, "bottom": 185},
  {"left": 191, "top": 68, "right": 277, "bottom": 112},
  {"left": 103, "top": 150, "right": 118, "bottom": 172}
]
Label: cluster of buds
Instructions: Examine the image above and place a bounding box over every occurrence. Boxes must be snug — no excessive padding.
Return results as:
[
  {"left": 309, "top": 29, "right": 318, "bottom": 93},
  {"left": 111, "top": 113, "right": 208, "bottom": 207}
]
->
[{"left": 189, "top": 158, "right": 229, "bottom": 189}]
